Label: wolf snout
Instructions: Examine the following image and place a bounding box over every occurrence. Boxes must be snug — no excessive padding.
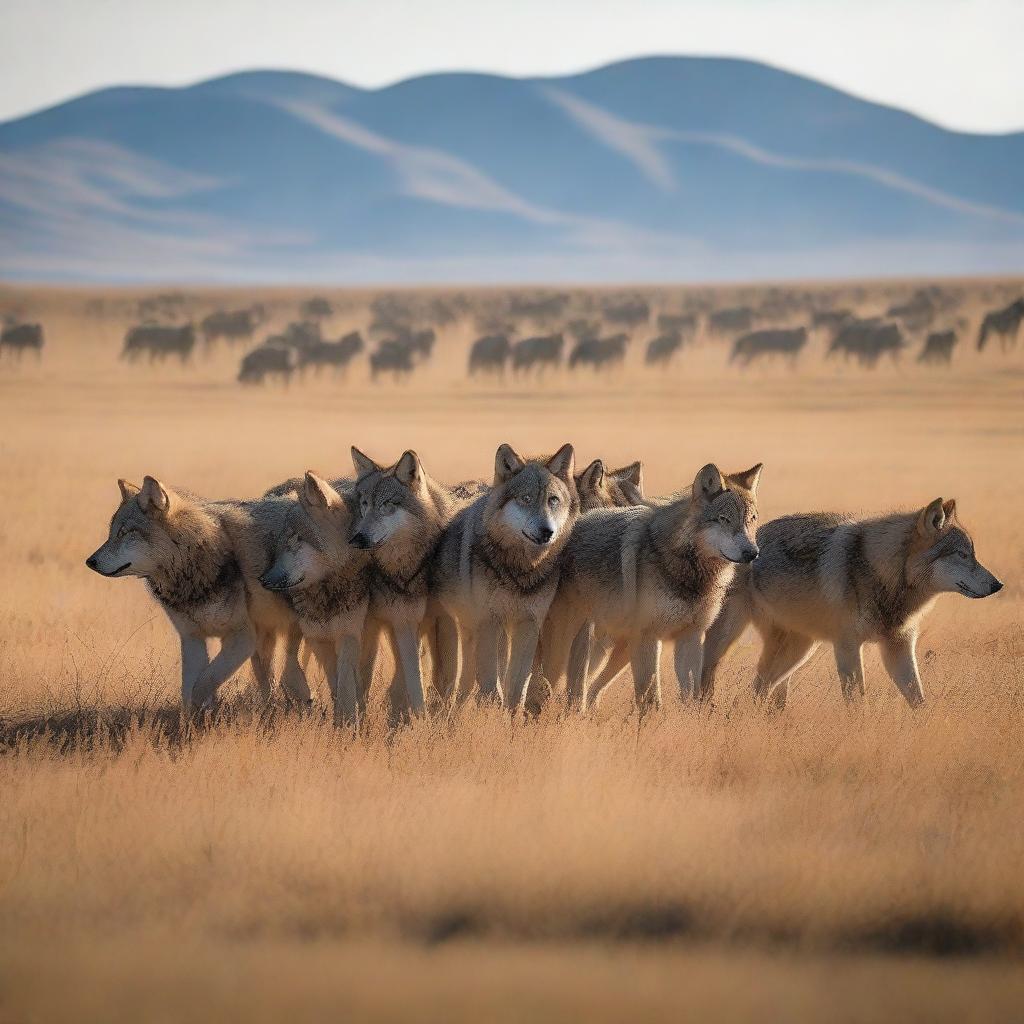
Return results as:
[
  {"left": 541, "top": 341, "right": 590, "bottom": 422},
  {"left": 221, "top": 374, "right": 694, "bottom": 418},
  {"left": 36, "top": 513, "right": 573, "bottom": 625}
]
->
[
  {"left": 85, "top": 555, "right": 99, "bottom": 571},
  {"left": 259, "top": 569, "right": 289, "bottom": 591},
  {"left": 349, "top": 531, "right": 372, "bottom": 549},
  {"left": 537, "top": 526, "right": 554, "bottom": 544},
  {"left": 739, "top": 545, "right": 759, "bottom": 563},
  {"left": 988, "top": 578, "right": 1004, "bottom": 595}
]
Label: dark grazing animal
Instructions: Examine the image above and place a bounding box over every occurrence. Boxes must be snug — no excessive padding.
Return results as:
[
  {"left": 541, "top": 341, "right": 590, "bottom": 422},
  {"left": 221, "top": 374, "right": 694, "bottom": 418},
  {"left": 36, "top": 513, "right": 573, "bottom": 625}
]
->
[
  {"left": 569, "top": 334, "right": 628, "bottom": 371},
  {"left": 645, "top": 332, "right": 683, "bottom": 366},
  {"left": 0, "top": 322, "right": 44, "bottom": 359},
  {"left": 811, "top": 309, "right": 854, "bottom": 336},
  {"left": 708, "top": 306, "right": 754, "bottom": 335},
  {"left": 656, "top": 312, "right": 697, "bottom": 336},
  {"left": 828, "top": 319, "right": 905, "bottom": 368},
  {"left": 468, "top": 334, "right": 511, "bottom": 375},
  {"left": 977, "top": 297, "right": 1024, "bottom": 351},
  {"left": 238, "top": 344, "right": 295, "bottom": 384},
  {"left": 730, "top": 326, "right": 808, "bottom": 367},
  {"left": 297, "top": 332, "right": 364, "bottom": 373},
  {"left": 265, "top": 321, "right": 321, "bottom": 352},
  {"left": 300, "top": 296, "right": 333, "bottom": 319},
  {"left": 511, "top": 334, "right": 564, "bottom": 374},
  {"left": 603, "top": 298, "right": 650, "bottom": 328},
  {"left": 122, "top": 323, "right": 196, "bottom": 363},
  {"left": 918, "top": 330, "right": 957, "bottom": 365},
  {"left": 200, "top": 307, "right": 262, "bottom": 345},
  {"left": 370, "top": 340, "right": 415, "bottom": 380}
]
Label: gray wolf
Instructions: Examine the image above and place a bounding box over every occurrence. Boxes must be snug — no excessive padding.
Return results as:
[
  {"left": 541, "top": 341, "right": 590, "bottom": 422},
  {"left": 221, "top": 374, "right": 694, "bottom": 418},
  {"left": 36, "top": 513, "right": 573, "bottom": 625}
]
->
[
  {"left": 349, "top": 448, "right": 458, "bottom": 715},
  {"left": 121, "top": 324, "right": 196, "bottom": 363},
  {"left": 260, "top": 472, "right": 371, "bottom": 726},
  {"left": 918, "top": 330, "right": 957, "bottom": 365},
  {"left": 699, "top": 499, "right": 1003, "bottom": 709},
  {"left": 555, "top": 462, "right": 762, "bottom": 711},
  {"left": 0, "top": 322, "right": 44, "bottom": 359},
  {"left": 432, "top": 443, "right": 579, "bottom": 711},
  {"left": 730, "top": 327, "right": 807, "bottom": 367},
  {"left": 86, "top": 477, "right": 310, "bottom": 710},
  {"left": 977, "top": 297, "right": 1024, "bottom": 351},
  {"left": 575, "top": 459, "right": 645, "bottom": 512}
]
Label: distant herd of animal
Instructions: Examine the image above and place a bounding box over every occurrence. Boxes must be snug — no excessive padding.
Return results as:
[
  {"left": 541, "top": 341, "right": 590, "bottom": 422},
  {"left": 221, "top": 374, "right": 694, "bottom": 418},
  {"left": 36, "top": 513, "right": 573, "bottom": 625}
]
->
[
  {"left": 3, "top": 286, "right": 1023, "bottom": 382},
  {"left": 86, "top": 443, "right": 1002, "bottom": 725}
]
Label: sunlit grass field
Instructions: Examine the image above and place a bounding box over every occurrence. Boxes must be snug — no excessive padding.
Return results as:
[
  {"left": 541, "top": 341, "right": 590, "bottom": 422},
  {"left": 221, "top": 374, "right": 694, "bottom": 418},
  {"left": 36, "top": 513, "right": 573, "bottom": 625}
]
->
[{"left": 0, "top": 282, "right": 1022, "bottom": 1021}]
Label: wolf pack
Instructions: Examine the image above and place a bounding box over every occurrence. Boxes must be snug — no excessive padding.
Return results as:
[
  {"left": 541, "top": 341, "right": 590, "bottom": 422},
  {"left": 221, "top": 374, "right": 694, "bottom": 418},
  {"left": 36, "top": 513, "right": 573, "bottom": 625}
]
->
[{"left": 86, "top": 444, "right": 1003, "bottom": 725}]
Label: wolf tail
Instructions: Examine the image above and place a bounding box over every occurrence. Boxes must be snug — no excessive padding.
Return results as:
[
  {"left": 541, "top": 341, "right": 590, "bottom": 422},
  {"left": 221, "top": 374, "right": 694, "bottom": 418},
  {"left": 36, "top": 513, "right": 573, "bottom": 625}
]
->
[{"left": 698, "top": 568, "right": 754, "bottom": 702}]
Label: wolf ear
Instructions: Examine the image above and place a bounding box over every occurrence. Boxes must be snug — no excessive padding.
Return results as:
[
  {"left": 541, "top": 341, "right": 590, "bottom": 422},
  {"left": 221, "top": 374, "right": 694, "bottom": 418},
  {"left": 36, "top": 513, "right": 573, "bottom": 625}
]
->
[
  {"left": 612, "top": 461, "right": 643, "bottom": 490},
  {"left": 351, "top": 446, "right": 379, "bottom": 479},
  {"left": 302, "top": 471, "right": 342, "bottom": 510},
  {"left": 494, "top": 444, "right": 525, "bottom": 484},
  {"left": 138, "top": 476, "right": 171, "bottom": 516},
  {"left": 394, "top": 450, "right": 423, "bottom": 489},
  {"left": 577, "top": 459, "right": 605, "bottom": 492},
  {"left": 917, "top": 497, "right": 948, "bottom": 537},
  {"left": 118, "top": 479, "right": 141, "bottom": 502},
  {"left": 546, "top": 443, "right": 575, "bottom": 483},
  {"left": 693, "top": 463, "right": 725, "bottom": 503},
  {"left": 942, "top": 498, "right": 957, "bottom": 522},
  {"left": 729, "top": 463, "right": 763, "bottom": 494}
]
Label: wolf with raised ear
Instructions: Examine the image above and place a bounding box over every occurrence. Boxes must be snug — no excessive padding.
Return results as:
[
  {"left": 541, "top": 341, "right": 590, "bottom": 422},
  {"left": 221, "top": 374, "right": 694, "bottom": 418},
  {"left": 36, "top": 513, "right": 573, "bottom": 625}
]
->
[
  {"left": 431, "top": 443, "right": 579, "bottom": 712},
  {"left": 259, "top": 471, "right": 372, "bottom": 726},
  {"left": 86, "top": 476, "right": 310, "bottom": 709},
  {"left": 347, "top": 447, "right": 458, "bottom": 717},
  {"left": 555, "top": 461, "right": 763, "bottom": 711},
  {"left": 699, "top": 497, "right": 1003, "bottom": 709}
]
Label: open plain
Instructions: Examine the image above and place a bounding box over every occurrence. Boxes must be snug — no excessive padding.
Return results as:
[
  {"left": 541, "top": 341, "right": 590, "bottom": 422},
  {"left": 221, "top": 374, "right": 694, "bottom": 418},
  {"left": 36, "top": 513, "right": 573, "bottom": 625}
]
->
[{"left": 0, "top": 281, "right": 1022, "bottom": 1021}]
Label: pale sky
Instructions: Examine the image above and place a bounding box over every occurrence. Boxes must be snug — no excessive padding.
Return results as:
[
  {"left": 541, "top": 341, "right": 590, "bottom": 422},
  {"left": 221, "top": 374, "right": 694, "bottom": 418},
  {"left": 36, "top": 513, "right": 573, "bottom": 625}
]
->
[{"left": 4, "top": 0, "right": 1023, "bottom": 133}]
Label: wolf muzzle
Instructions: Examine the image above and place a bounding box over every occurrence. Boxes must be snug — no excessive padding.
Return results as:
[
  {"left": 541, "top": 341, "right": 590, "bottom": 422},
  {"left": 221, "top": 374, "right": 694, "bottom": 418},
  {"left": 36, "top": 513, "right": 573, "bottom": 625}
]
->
[
  {"left": 259, "top": 569, "right": 295, "bottom": 592},
  {"left": 86, "top": 554, "right": 130, "bottom": 576}
]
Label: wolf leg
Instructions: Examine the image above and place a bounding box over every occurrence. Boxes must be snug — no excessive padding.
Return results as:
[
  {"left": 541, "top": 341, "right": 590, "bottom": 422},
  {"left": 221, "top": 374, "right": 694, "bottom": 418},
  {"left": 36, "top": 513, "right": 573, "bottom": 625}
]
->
[
  {"left": 393, "top": 624, "right": 426, "bottom": 717},
  {"left": 754, "top": 629, "right": 815, "bottom": 709},
  {"left": 429, "top": 611, "right": 460, "bottom": 704},
  {"left": 334, "top": 634, "right": 362, "bottom": 727},
  {"left": 475, "top": 620, "right": 501, "bottom": 702},
  {"left": 565, "top": 622, "right": 593, "bottom": 711},
  {"left": 673, "top": 629, "right": 704, "bottom": 702},
  {"left": 833, "top": 637, "right": 865, "bottom": 703},
  {"left": 880, "top": 633, "right": 924, "bottom": 708},
  {"left": 280, "top": 623, "right": 313, "bottom": 707},
  {"left": 191, "top": 628, "right": 256, "bottom": 709},
  {"left": 631, "top": 637, "right": 662, "bottom": 712},
  {"left": 585, "top": 640, "right": 630, "bottom": 710},
  {"left": 455, "top": 627, "right": 477, "bottom": 704},
  {"left": 358, "top": 619, "right": 383, "bottom": 707},
  {"left": 179, "top": 634, "right": 210, "bottom": 707},
  {"left": 249, "top": 629, "right": 277, "bottom": 702},
  {"left": 309, "top": 639, "right": 340, "bottom": 716},
  {"left": 504, "top": 619, "right": 542, "bottom": 713},
  {"left": 699, "top": 586, "right": 752, "bottom": 702}
]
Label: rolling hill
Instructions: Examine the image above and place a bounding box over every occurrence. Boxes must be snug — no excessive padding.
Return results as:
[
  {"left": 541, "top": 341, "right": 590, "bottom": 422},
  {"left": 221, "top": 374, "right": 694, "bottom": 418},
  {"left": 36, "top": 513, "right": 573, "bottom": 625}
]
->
[{"left": 1, "top": 57, "right": 1022, "bottom": 282}]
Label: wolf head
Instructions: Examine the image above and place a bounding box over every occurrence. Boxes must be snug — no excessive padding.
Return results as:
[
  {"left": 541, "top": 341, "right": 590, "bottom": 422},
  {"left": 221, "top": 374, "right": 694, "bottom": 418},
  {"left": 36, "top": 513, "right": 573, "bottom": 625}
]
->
[
  {"left": 692, "top": 463, "right": 762, "bottom": 563},
  {"left": 489, "top": 443, "right": 578, "bottom": 550},
  {"left": 348, "top": 447, "right": 435, "bottom": 550},
  {"left": 908, "top": 498, "right": 1003, "bottom": 599},
  {"left": 575, "top": 459, "right": 645, "bottom": 512},
  {"left": 260, "top": 472, "right": 358, "bottom": 591},
  {"left": 86, "top": 476, "right": 212, "bottom": 579}
]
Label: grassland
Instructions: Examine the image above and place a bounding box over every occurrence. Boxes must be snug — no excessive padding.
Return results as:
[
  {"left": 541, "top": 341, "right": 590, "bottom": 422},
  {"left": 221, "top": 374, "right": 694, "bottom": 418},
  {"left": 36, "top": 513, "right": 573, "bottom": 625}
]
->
[{"left": 0, "top": 282, "right": 1021, "bottom": 1021}]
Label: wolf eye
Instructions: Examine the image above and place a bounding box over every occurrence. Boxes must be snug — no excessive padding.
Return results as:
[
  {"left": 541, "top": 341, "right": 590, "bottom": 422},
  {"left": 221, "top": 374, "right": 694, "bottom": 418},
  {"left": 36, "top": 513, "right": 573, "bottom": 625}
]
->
[
  {"left": 718, "top": 514, "right": 730, "bottom": 525},
  {"left": 548, "top": 495, "right": 561, "bottom": 509},
  {"left": 116, "top": 525, "right": 128, "bottom": 539},
  {"left": 517, "top": 494, "right": 531, "bottom": 507}
]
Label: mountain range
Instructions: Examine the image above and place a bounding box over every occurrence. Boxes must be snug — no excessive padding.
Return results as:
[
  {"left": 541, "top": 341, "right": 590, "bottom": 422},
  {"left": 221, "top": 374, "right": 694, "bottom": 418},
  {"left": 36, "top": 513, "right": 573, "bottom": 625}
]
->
[{"left": 1, "top": 56, "right": 1022, "bottom": 283}]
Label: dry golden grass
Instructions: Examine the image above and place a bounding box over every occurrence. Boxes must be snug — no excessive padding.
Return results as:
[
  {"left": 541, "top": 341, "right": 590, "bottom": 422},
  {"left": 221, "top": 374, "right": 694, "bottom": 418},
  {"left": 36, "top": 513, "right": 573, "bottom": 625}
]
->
[{"left": 0, "top": 281, "right": 1022, "bottom": 1021}]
